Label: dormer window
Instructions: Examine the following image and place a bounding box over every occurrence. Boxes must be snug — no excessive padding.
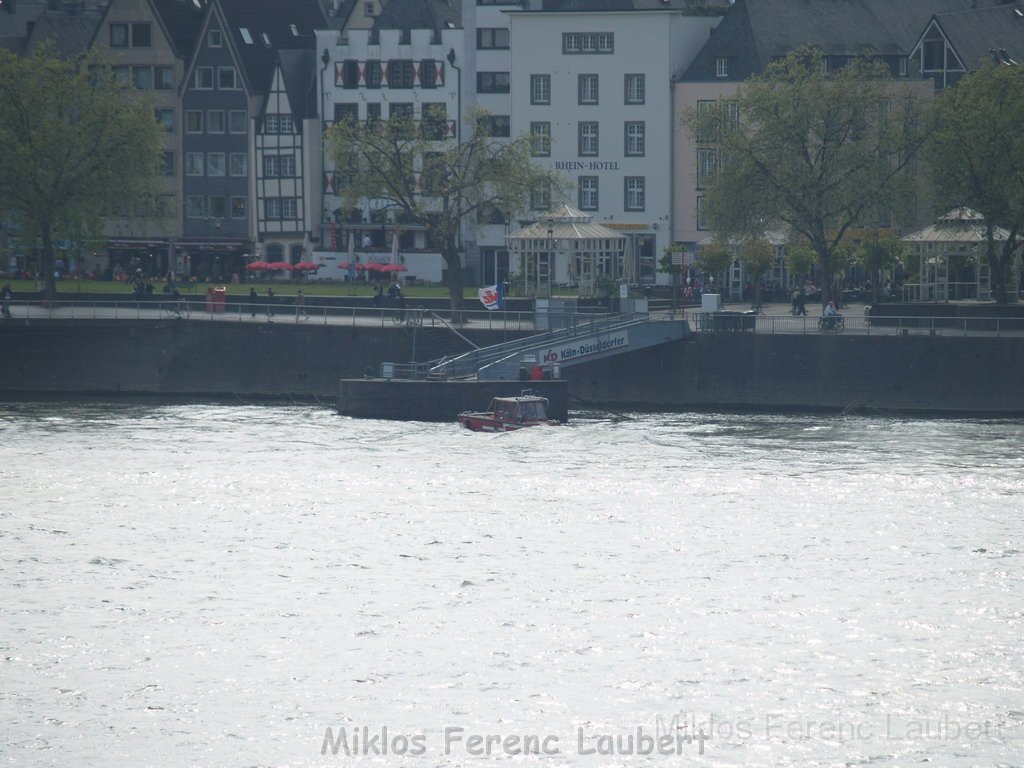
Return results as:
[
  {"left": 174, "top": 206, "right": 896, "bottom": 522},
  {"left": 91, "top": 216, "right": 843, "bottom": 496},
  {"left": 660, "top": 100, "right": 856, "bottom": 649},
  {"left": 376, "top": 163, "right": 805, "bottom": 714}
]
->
[
  {"left": 290, "top": 24, "right": 298, "bottom": 36},
  {"left": 240, "top": 27, "right": 253, "bottom": 45},
  {"left": 715, "top": 57, "right": 729, "bottom": 78},
  {"left": 208, "top": 29, "right": 222, "bottom": 47},
  {"left": 261, "top": 32, "right": 271, "bottom": 47},
  {"left": 899, "top": 57, "right": 907, "bottom": 76}
]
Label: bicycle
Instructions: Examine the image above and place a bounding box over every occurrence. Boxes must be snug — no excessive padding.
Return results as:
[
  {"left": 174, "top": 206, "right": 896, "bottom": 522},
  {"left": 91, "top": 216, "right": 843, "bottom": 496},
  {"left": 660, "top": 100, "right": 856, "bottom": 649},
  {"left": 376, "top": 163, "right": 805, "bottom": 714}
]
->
[
  {"left": 817, "top": 315, "right": 844, "bottom": 331},
  {"left": 163, "top": 299, "right": 191, "bottom": 319}
]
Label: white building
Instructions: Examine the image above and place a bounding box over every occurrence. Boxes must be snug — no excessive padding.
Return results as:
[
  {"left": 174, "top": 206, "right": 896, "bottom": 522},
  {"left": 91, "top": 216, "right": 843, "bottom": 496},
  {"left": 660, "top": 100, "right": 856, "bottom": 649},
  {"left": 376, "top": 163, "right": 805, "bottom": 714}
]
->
[
  {"left": 509, "top": 2, "right": 719, "bottom": 286},
  {"left": 315, "top": 15, "right": 463, "bottom": 283}
]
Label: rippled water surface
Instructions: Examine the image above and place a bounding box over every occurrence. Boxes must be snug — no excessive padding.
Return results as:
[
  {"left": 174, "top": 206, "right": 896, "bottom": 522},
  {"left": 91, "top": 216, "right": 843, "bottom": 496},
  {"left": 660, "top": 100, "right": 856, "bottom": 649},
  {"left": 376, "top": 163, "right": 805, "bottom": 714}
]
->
[{"left": 2, "top": 402, "right": 1023, "bottom": 767}]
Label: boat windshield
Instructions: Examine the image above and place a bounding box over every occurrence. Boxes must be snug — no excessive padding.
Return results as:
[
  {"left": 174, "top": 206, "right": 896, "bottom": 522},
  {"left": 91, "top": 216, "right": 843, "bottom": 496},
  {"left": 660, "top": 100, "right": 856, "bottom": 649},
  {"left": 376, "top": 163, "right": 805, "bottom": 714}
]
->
[
  {"left": 494, "top": 401, "right": 515, "bottom": 421},
  {"left": 519, "top": 400, "right": 543, "bottom": 420}
]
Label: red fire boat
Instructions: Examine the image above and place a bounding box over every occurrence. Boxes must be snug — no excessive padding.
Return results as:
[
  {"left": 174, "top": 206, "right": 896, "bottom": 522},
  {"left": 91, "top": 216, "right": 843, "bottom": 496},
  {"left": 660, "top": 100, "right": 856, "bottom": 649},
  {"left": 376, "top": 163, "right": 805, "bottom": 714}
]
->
[{"left": 457, "top": 393, "right": 561, "bottom": 432}]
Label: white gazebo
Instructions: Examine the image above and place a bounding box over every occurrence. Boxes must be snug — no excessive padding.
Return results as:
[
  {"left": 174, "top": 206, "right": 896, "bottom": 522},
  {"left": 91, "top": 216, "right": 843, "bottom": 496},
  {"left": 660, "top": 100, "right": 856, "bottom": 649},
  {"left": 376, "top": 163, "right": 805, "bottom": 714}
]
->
[
  {"left": 900, "top": 207, "right": 1019, "bottom": 302},
  {"left": 505, "top": 205, "right": 627, "bottom": 297}
]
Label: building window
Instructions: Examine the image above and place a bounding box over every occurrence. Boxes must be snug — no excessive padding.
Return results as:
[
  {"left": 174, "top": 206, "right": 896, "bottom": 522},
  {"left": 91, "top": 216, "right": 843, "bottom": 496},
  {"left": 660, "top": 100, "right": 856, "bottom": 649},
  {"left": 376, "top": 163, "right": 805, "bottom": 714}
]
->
[
  {"left": 531, "top": 186, "right": 551, "bottom": 211},
  {"left": 207, "top": 153, "right": 225, "bottom": 176},
  {"left": 716, "top": 57, "right": 729, "bottom": 78},
  {"left": 278, "top": 115, "right": 295, "bottom": 133},
  {"left": 578, "top": 74, "right": 598, "bottom": 105},
  {"left": 229, "top": 153, "right": 247, "bottom": 176},
  {"left": 696, "top": 196, "right": 709, "bottom": 229},
  {"left": 531, "top": 75, "right": 550, "bottom": 105},
  {"left": 112, "top": 65, "right": 129, "bottom": 84},
  {"left": 530, "top": 122, "right": 550, "bottom": 157},
  {"left": 366, "top": 103, "right": 381, "bottom": 124},
  {"left": 161, "top": 151, "right": 175, "bottom": 176},
  {"left": 578, "top": 122, "right": 598, "bottom": 156},
  {"left": 339, "top": 59, "right": 358, "bottom": 89},
  {"left": 218, "top": 67, "right": 238, "bottom": 89},
  {"left": 420, "top": 59, "right": 439, "bottom": 88},
  {"left": 477, "top": 28, "right": 510, "bottom": 49},
  {"left": 479, "top": 114, "right": 510, "bottom": 137},
  {"left": 155, "top": 66, "right": 173, "bottom": 90},
  {"left": 697, "top": 148, "right": 716, "bottom": 187},
  {"left": 133, "top": 67, "right": 152, "bottom": 90},
  {"left": 209, "top": 196, "right": 226, "bottom": 219},
  {"left": 421, "top": 103, "right": 448, "bottom": 140},
  {"left": 283, "top": 199, "right": 298, "bottom": 218},
  {"left": 185, "top": 153, "right": 204, "bottom": 176},
  {"left": 625, "top": 176, "right": 645, "bottom": 211},
  {"left": 898, "top": 57, "right": 908, "bottom": 76},
  {"left": 209, "top": 29, "right": 222, "bottom": 47},
  {"left": 281, "top": 156, "right": 296, "bottom": 176},
  {"left": 229, "top": 110, "right": 247, "bottom": 133},
  {"left": 265, "top": 198, "right": 282, "bottom": 219},
  {"left": 264, "top": 115, "right": 279, "bottom": 133},
  {"left": 365, "top": 60, "right": 382, "bottom": 89},
  {"left": 625, "top": 74, "right": 644, "bottom": 105},
  {"left": 195, "top": 67, "right": 214, "bottom": 89},
  {"left": 131, "top": 23, "right": 151, "bottom": 47},
  {"left": 578, "top": 176, "right": 598, "bottom": 211},
  {"left": 231, "top": 196, "right": 247, "bottom": 219},
  {"left": 563, "top": 32, "right": 613, "bottom": 54},
  {"left": 625, "top": 121, "right": 645, "bottom": 157},
  {"left": 365, "top": 1, "right": 375, "bottom": 16},
  {"left": 185, "top": 110, "right": 202, "bottom": 133},
  {"left": 207, "top": 110, "right": 225, "bottom": 133},
  {"left": 387, "top": 59, "right": 415, "bottom": 88},
  {"left": 109, "top": 23, "right": 128, "bottom": 48},
  {"left": 477, "top": 71, "right": 510, "bottom": 93},
  {"left": 263, "top": 155, "right": 281, "bottom": 176},
  {"left": 334, "top": 103, "right": 359, "bottom": 123},
  {"left": 389, "top": 103, "right": 413, "bottom": 121},
  {"left": 185, "top": 195, "right": 205, "bottom": 218},
  {"left": 399, "top": 29, "right": 411, "bottom": 45},
  {"left": 155, "top": 108, "right": 174, "bottom": 132}
]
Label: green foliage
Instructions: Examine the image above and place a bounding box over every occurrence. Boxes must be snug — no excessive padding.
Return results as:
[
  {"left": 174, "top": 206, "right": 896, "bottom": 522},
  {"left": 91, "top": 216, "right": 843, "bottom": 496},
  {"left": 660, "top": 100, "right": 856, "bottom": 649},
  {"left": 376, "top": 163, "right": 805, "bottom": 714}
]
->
[
  {"left": 325, "top": 107, "right": 568, "bottom": 308},
  {"left": 740, "top": 237, "right": 774, "bottom": 308},
  {"left": 926, "top": 63, "right": 1024, "bottom": 302},
  {"left": 684, "top": 46, "right": 929, "bottom": 305},
  {"left": 0, "top": 45, "right": 164, "bottom": 297},
  {"left": 785, "top": 241, "right": 817, "bottom": 279},
  {"left": 658, "top": 245, "right": 684, "bottom": 276},
  {"left": 694, "top": 242, "right": 732, "bottom": 279}
]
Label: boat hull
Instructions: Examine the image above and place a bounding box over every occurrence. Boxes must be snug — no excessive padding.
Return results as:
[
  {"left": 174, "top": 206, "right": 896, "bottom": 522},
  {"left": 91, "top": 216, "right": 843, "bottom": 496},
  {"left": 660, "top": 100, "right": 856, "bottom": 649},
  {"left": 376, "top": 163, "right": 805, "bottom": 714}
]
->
[{"left": 457, "top": 413, "right": 558, "bottom": 432}]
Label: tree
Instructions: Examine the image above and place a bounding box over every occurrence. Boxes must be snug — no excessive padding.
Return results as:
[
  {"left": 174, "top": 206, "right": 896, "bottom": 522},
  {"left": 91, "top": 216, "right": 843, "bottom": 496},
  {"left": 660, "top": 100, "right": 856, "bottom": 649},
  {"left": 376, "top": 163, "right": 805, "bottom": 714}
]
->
[
  {"left": 785, "top": 241, "right": 817, "bottom": 285},
  {"left": 325, "top": 108, "right": 566, "bottom": 310},
  {"left": 685, "top": 47, "right": 929, "bottom": 307},
  {"left": 927, "top": 63, "right": 1024, "bottom": 303},
  {"left": 856, "top": 230, "right": 903, "bottom": 303},
  {"left": 739, "top": 237, "right": 774, "bottom": 310},
  {"left": 0, "top": 46, "right": 164, "bottom": 299},
  {"left": 694, "top": 241, "right": 732, "bottom": 295}
]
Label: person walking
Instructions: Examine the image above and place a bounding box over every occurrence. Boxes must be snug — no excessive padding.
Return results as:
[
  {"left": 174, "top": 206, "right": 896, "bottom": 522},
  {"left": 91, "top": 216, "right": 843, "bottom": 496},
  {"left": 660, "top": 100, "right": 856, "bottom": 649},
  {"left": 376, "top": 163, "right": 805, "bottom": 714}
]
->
[
  {"left": 266, "top": 287, "right": 275, "bottom": 320},
  {"left": 294, "top": 289, "right": 307, "bottom": 322},
  {"left": 249, "top": 287, "right": 258, "bottom": 317}
]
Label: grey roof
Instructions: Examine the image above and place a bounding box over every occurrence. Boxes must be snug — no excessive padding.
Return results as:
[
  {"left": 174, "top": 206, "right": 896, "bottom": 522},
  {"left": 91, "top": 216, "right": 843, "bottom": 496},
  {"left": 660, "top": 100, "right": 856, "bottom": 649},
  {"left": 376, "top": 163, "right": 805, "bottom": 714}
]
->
[
  {"left": 372, "top": 0, "right": 460, "bottom": 30},
  {"left": 219, "top": 0, "right": 327, "bottom": 94},
  {"left": 505, "top": 205, "right": 626, "bottom": 243},
  {"left": 150, "top": 0, "right": 206, "bottom": 60},
  {"left": 23, "top": 10, "right": 101, "bottom": 58},
  {"left": 277, "top": 48, "right": 317, "bottom": 119},
  {"left": 680, "top": 0, "right": 1000, "bottom": 81},
  {"left": 543, "top": 0, "right": 726, "bottom": 10},
  {"left": 902, "top": 207, "right": 1010, "bottom": 246},
  {"left": 931, "top": 3, "right": 1024, "bottom": 70}
]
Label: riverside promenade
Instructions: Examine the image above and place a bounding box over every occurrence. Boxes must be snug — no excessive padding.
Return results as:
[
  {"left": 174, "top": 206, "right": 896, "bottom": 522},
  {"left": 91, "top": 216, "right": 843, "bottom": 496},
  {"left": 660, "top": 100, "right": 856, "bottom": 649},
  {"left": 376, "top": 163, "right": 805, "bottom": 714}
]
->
[{"left": 6, "top": 297, "right": 1024, "bottom": 337}]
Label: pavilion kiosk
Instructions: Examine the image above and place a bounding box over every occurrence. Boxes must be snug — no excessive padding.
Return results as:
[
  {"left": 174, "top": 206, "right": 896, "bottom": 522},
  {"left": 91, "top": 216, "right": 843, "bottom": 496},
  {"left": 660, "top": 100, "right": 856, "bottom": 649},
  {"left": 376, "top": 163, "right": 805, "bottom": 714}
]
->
[
  {"left": 901, "top": 207, "right": 1021, "bottom": 302},
  {"left": 505, "top": 205, "right": 628, "bottom": 299}
]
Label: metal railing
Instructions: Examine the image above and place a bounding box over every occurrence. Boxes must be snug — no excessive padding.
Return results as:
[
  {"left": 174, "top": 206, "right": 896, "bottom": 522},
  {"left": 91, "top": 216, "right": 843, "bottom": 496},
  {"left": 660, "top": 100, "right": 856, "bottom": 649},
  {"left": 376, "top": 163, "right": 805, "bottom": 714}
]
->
[
  {"left": 689, "top": 311, "right": 1024, "bottom": 337},
  {"left": 0, "top": 299, "right": 546, "bottom": 331},
  {"left": 429, "top": 312, "right": 652, "bottom": 379}
]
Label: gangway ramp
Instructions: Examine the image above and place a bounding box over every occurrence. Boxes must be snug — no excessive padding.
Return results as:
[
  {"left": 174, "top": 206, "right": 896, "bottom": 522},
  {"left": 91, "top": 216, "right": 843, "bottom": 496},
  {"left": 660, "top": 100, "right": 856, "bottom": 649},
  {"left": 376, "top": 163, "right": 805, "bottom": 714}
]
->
[{"left": 429, "top": 313, "right": 689, "bottom": 381}]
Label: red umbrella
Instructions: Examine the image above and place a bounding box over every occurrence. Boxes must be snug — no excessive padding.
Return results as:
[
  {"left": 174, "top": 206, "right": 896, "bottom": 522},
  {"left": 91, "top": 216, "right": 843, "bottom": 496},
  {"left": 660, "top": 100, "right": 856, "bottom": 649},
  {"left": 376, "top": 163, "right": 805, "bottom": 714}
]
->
[
  {"left": 380, "top": 263, "right": 408, "bottom": 273},
  {"left": 340, "top": 261, "right": 366, "bottom": 271},
  {"left": 267, "top": 261, "right": 291, "bottom": 270},
  {"left": 245, "top": 261, "right": 271, "bottom": 270},
  {"left": 292, "top": 261, "right": 318, "bottom": 271},
  {"left": 364, "top": 262, "right": 388, "bottom": 272}
]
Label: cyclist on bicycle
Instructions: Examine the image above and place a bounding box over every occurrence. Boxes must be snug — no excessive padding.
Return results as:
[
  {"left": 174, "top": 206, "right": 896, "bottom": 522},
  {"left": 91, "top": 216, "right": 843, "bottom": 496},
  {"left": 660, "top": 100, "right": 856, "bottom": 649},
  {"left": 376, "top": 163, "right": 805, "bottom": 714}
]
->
[{"left": 821, "top": 300, "right": 841, "bottom": 330}]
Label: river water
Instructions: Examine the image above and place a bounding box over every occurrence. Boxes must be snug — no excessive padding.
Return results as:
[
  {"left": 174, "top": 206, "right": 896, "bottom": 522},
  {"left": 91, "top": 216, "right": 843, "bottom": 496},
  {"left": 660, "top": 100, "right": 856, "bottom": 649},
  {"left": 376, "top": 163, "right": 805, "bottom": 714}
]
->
[{"left": 2, "top": 402, "right": 1022, "bottom": 767}]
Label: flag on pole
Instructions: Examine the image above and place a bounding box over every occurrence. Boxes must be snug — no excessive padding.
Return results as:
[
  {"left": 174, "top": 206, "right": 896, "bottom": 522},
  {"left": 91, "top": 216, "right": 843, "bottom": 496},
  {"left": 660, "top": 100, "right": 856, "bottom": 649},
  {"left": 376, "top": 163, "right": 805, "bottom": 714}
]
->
[{"left": 478, "top": 284, "right": 502, "bottom": 310}]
